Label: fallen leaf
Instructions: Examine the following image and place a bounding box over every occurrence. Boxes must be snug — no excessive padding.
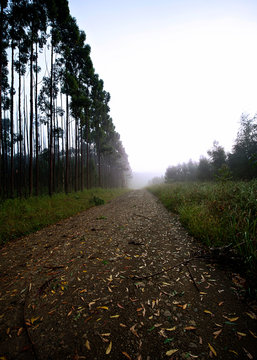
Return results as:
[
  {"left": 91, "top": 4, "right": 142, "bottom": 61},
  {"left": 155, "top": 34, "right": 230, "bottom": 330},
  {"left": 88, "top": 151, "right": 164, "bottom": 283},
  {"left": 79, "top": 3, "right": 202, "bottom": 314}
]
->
[
  {"left": 213, "top": 329, "right": 222, "bottom": 339},
  {"left": 117, "top": 303, "right": 124, "bottom": 309},
  {"left": 17, "top": 327, "right": 23, "bottom": 336},
  {"left": 110, "top": 315, "right": 120, "bottom": 318},
  {"left": 249, "top": 330, "right": 257, "bottom": 338},
  {"left": 185, "top": 326, "right": 196, "bottom": 331},
  {"left": 88, "top": 301, "right": 95, "bottom": 310},
  {"left": 154, "top": 323, "right": 162, "bottom": 328},
  {"left": 229, "top": 350, "right": 238, "bottom": 356},
  {"left": 97, "top": 306, "right": 109, "bottom": 310},
  {"left": 166, "top": 326, "right": 176, "bottom": 331},
  {"left": 204, "top": 310, "right": 213, "bottom": 315},
  {"left": 243, "top": 348, "right": 253, "bottom": 359},
  {"left": 122, "top": 351, "right": 132, "bottom": 359},
  {"left": 208, "top": 343, "right": 217, "bottom": 357},
  {"left": 223, "top": 316, "right": 239, "bottom": 322},
  {"left": 237, "top": 332, "right": 246, "bottom": 337},
  {"left": 159, "top": 329, "right": 167, "bottom": 338},
  {"left": 166, "top": 349, "right": 178, "bottom": 356},
  {"left": 30, "top": 316, "right": 40, "bottom": 324},
  {"left": 130, "top": 324, "right": 139, "bottom": 338},
  {"left": 106, "top": 341, "right": 112, "bottom": 355},
  {"left": 218, "top": 302, "right": 224, "bottom": 306},
  {"left": 120, "top": 323, "right": 126, "bottom": 327},
  {"left": 85, "top": 340, "right": 91, "bottom": 350},
  {"left": 246, "top": 312, "right": 257, "bottom": 320}
]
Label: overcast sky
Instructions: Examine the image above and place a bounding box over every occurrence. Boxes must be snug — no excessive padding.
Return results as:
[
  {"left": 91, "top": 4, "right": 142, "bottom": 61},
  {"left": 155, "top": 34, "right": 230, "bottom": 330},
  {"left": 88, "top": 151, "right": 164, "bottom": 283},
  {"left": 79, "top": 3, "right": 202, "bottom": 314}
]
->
[{"left": 69, "top": 0, "right": 257, "bottom": 175}]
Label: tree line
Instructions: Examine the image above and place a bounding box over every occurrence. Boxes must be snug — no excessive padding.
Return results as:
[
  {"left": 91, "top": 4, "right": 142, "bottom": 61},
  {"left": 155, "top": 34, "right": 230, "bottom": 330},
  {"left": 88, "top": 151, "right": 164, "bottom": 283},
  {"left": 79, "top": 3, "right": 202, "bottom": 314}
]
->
[
  {"left": 165, "top": 113, "right": 257, "bottom": 182},
  {"left": 0, "top": 0, "right": 131, "bottom": 200}
]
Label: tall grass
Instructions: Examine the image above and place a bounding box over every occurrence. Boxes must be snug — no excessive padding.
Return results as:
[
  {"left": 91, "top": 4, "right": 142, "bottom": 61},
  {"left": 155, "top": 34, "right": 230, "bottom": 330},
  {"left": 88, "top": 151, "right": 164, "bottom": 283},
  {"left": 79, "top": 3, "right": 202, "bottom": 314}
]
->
[
  {"left": 0, "top": 188, "right": 128, "bottom": 245},
  {"left": 148, "top": 181, "right": 257, "bottom": 274}
]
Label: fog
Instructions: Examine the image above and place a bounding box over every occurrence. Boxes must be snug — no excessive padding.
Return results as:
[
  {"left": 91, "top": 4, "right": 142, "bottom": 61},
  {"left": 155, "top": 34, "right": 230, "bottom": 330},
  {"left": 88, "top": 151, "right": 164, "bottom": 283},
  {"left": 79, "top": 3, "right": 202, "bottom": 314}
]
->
[{"left": 129, "top": 172, "right": 163, "bottom": 189}]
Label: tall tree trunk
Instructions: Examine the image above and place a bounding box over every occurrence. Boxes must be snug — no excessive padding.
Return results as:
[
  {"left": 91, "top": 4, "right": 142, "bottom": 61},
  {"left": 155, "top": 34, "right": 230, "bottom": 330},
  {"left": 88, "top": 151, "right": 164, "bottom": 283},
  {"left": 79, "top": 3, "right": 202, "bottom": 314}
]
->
[
  {"left": 10, "top": 42, "right": 14, "bottom": 197},
  {"left": 80, "top": 124, "right": 83, "bottom": 191},
  {"left": 86, "top": 115, "right": 89, "bottom": 189},
  {"left": 53, "top": 99, "right": 56, "bottom": 193},
  {"left": 75, "top": 121, "right": 78, "bottom": 192},
  {"left": 56, "top": 99, "right": 60, "bottom": 192},
  {"left": 61, "top": 93, "right": 64, "bottom": 191},
  {"left": 35, "top": 42, "right": 39, "bottom": 195},
  {"left": 65, "top": 94, "right": 69, "bottom": 194},
  {"left": 18, "top": 44, "right": 22, "bottom": 198},
  {"left": 49, "top": 42, "right": 53, "bottom": 196},
  {"left": 97, "top": 132, "right": 101, "bottom": 187},
  {"left": 29, "top": 29, "right": 34, "bottom": 196}
]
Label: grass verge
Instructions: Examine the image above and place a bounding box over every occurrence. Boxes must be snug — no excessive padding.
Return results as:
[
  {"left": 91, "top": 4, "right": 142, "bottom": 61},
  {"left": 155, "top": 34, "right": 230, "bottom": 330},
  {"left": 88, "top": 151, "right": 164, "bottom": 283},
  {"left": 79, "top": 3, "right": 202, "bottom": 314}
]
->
[
  {"left": 0, "top": 188, "right": 128, "bottom": 245},
  {"left": 148, "top": 181, "right": 257, "bottom": 279}
]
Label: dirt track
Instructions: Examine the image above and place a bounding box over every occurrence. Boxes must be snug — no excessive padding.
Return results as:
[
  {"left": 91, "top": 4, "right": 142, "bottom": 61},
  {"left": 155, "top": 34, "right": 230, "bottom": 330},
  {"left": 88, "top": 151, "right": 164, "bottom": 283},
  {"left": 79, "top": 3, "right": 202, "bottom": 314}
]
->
[{"left": 0, "top": 189, "right": 256, "bottom": 359}]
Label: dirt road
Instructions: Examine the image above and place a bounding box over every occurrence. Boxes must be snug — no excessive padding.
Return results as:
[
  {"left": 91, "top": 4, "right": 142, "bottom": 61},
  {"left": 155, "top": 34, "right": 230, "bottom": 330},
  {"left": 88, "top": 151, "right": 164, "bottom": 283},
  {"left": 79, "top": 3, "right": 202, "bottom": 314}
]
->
[{"left": 0, "top": 190, "right": 256, "bottom": 359}]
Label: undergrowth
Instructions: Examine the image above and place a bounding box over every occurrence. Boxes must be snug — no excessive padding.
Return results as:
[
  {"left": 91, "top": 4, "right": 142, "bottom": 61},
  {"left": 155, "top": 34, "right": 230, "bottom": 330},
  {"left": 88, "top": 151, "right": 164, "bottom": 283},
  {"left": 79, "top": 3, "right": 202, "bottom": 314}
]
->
[
  {"left": 148, "top": 181, "right": 257, "bottom": 277},
  {"left": 0, "top": 188, "right": 128, "bottom": 245}
]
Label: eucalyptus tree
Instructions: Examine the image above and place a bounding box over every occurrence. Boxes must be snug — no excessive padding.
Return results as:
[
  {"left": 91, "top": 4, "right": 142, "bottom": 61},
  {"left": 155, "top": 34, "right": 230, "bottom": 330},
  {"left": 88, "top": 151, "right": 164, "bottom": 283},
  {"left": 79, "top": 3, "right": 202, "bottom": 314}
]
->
[
  {"left": 8, "top": 0, "right": 33, "bottom": 196},
  {"left": 12, "top": 1, "right": 30, "bottom": 197},
  {"left": 69, "top": 34, "right": 93, "bottom": 191},
  {"left": 0, "top": 0, "right": 9, "bottom": 196},
  {"left": 55, "top": 13, "right": 80, "bottom": 193},
  {"left": 90, "top": 74, "right": 111, "bottom": 187},
  {"left": 23, "top": 0, "right": 47, "bottom": 196}
]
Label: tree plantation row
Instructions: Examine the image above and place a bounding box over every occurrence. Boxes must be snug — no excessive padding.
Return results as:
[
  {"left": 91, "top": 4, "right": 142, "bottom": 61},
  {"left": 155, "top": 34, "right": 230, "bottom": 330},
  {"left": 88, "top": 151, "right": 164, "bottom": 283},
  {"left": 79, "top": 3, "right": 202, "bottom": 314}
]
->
[
  {"left": 164, "top": 113, "right": 257, "bottom": 183},
  {"left": 0, "top": 0, "right": 131, "bottom": 200}
]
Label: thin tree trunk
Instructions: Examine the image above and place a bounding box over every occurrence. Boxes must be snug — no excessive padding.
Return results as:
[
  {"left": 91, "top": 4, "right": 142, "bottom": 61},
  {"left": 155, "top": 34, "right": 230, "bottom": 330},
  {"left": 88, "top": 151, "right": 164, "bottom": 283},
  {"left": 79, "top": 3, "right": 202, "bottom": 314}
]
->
[
  {"left": 49, "top": 42, "right": 53, "bottom": 196},
  {"left": 65, "top": 94, "right": 69, "bottom": 194},
  {"left": 53, "top": 99, "right": 56, "bottom": 193},
  {"left": 56, "top": 99, "right": 60, "bottom": 192},
  {"left": 86, "top": 115, "right": 89, "bottom": 189},
  {"left": 35, "top": 42, "right": 39, "bottom": 195},
  {"left": 75, "top": 121, "right": 78, "bottom": 192},
  {"left": 18, "top": 45, "right": 22, "bottom": 198},
  {"left": 29, "top": 29, "right": 34, "bottom": 196},
  {"left": 80, "top": 124, "right": 83, "bottom": 191},
  {"left": 10, "top": 42, "right": 14, "bottom": 197},
  {"left": 98, "top": 132, "right": 101, "bottom": 187},
  {"left": 61, "top": 93, "right": 64, "bottom": 191}
]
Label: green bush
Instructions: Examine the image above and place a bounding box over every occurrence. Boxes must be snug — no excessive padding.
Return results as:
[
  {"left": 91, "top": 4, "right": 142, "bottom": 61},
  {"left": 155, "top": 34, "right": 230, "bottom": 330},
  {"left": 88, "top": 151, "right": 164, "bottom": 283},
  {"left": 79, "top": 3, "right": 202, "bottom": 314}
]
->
[{"left": 148, "top": 181, "right": 257, "bottom": 273}]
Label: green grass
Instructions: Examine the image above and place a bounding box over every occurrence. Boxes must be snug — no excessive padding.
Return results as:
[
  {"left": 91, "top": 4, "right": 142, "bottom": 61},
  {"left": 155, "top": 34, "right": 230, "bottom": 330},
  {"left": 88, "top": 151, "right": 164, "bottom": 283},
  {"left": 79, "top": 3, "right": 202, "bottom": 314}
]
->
[
  {"left": 0, "top": 188, "right": 128, "bottom": 245},
  {"left": 148, "top": 181, "right": 257, "bottom": 275}
]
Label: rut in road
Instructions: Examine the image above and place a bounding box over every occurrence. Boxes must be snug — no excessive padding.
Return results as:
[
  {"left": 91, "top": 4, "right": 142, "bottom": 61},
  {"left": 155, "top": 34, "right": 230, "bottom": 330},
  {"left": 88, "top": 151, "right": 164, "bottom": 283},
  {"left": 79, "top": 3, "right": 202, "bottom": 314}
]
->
[{"left": 0, "top": 189, "right": 256, "bottom": 360}]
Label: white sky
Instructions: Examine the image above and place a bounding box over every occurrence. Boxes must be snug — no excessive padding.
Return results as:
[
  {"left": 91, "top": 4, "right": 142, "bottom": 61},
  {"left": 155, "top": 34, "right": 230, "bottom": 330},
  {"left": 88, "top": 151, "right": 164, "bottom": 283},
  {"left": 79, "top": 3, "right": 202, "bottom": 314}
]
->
[{"left": 69, "top": 0, "right": 257, "bottom": 175}]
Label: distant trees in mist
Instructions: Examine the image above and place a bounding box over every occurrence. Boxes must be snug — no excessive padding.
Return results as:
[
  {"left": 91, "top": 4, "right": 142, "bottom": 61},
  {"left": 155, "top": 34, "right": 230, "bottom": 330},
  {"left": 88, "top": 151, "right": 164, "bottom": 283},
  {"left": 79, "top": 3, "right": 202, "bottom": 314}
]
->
[
  {"left": 165, "top": 113, "right": 257, "bottom": 182},
  {"left": 0, "top": 0, "right": 131, "bottom": 200}
]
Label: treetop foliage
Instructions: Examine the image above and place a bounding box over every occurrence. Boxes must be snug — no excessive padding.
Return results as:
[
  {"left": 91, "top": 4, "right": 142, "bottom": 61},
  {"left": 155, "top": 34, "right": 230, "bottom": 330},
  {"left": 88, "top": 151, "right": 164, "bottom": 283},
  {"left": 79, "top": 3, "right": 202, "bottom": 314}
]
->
[{"left": 165, "top": 113, "right": 257, "bottom": 183}]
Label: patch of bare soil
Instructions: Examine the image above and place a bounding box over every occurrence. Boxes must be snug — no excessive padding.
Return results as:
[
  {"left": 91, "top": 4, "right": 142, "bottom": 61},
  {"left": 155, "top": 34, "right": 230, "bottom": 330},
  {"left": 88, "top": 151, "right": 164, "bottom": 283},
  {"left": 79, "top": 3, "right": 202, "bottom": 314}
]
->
[{"left": 0, "top": 190, "right": 256, "bottom": 360}]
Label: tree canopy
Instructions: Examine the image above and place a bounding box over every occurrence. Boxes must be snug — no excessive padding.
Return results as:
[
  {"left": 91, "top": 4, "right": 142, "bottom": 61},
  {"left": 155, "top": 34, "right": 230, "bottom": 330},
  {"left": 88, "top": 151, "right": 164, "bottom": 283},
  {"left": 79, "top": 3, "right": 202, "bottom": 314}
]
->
[{"left": 165, "top": 113, "right": 257, "bottom": 183}]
